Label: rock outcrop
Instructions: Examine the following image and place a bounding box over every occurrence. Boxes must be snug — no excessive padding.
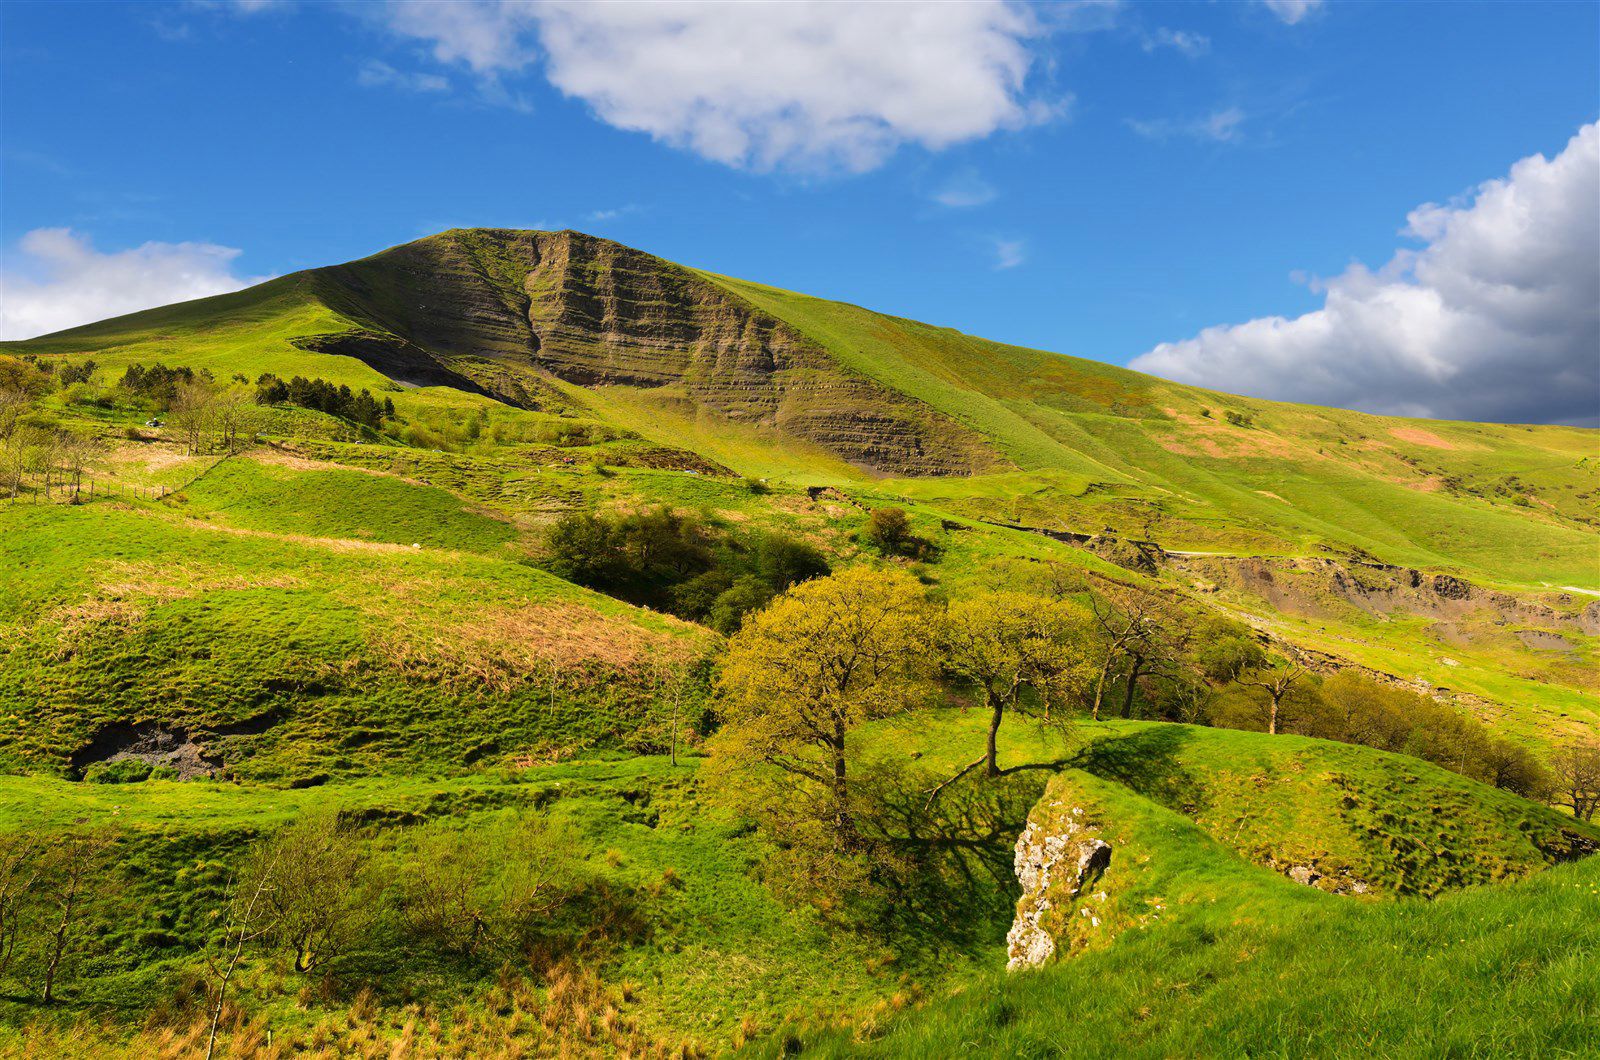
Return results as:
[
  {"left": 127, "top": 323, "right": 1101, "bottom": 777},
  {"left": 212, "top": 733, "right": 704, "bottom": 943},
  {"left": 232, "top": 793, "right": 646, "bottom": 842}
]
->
[
  {"left": 1006, "top": 792, "right": 1114, "bottom": 971},
  {"left": 307, "top": 228, "right": 1004, "bottom": 477}
]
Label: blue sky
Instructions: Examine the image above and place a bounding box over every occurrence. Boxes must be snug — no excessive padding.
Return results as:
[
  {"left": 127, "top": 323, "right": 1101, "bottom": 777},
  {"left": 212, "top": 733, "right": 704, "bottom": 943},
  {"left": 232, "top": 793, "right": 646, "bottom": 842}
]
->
[{"left": 2, "top": 1, "right": 1596, "bottom": 423}]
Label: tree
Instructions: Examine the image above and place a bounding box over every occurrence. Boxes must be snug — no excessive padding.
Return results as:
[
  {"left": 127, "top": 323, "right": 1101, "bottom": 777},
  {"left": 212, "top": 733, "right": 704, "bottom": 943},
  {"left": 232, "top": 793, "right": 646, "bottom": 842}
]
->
[
  {"left": 244, "top": 813, "right": 370, "bottom": 975},
  {"left": 212, "top": 385, "right": 261, "bottom": 454},
  {"left": 169, "top": 379, "right": 217, "bottom": 455},
  {"left": 401, "top": 816, "right": 585, "bottom": 959},
  {"left": 714, "top": 567, "right": 934, "bottom": 847},
  {"left": 36, "top": 831, "right": 115, "bottom": 1003},
  {"left": 865, "top": 507, "right": 913, "bottom": 557},
  {"left": 0, "top": 834, "right": 39, "bottom": 980},
  {"left": 54, "top": 430, "right": 106, "bottom": 502},
  {"left": 936, "top": 591, "right": 1092, "bottom": 785},
  {"left": 1479, "top": 738, "right": 1552, "bottom": 799},
  {"left": 0, "top": 387, "right": 31, "bottom": 446},
  {"left": 205, "top": 855, "right": 281, "bottom": 1060},
  {"left": 1550, "top": 740, "right": 1600, "bottom": 822},
  {"left": 544, "top": 512, "right": 625, "bottom": 587},
  {"left": 1237, "top": 660, "right": 1311, "bottom": 736},
  {"left": 1086, "top": 587, "right": 1176, "bottom": 721}
]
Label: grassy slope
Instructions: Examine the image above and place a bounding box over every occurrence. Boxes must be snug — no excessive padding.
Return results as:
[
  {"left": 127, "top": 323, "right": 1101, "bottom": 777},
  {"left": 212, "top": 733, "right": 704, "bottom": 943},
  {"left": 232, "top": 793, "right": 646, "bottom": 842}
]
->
[
  {"left": 874, "top": 713, "right": 1599, "bottom": 897},
  {"left": 767, "top": 767, "right": 1600, "bottom": 1058},
  {"left": 705, "top": 271, "right": 1598, "bottom": 589},
  {"left": 6, "top": 229, "right": 1593, "bottom": 588},
  {"left": 0, "top": 494, "right": 707, "bottom": 780},
  {"left": 1, "top": 718, "right": 1588, "bottom": 1055}
]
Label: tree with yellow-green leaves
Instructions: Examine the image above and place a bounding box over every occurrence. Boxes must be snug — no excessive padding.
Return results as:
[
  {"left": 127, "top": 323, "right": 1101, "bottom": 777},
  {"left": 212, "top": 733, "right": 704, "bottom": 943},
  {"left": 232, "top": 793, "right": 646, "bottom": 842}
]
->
[
  {"left": 713, "top": 567, "right": 935, "bottom": 849},
  {"left": 936, "top": 591, "right": 1095, "bottom": 791}
]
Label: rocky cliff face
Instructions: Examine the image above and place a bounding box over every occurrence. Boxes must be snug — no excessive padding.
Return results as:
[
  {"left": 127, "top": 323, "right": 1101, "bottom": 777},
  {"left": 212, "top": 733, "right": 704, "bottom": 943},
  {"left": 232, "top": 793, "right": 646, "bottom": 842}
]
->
[{"left": 307, "top": 229, "right": 1002, "bottom": 477}]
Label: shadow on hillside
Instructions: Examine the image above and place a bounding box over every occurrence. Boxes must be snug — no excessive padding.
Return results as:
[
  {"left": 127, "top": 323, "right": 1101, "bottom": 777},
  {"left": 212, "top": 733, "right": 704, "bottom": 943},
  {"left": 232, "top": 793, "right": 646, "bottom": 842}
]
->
[
  {"left": 861, "top": 762, "right": 1048, "bottom": 954},
  {"left": 1070, "top": 724, "right": 1210, "bottom": 818}
]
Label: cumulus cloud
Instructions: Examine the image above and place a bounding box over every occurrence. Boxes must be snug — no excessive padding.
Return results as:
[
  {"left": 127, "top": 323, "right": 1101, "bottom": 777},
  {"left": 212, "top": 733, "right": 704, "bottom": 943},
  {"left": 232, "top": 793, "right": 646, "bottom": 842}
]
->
[
  {"left": 1261, "top": 0, "right": 1323, "bottom": 25},
  {"left": 1129, "top": 106, "right": 1244, "bottom": 144},
  {"left": 376, "top": 0, "right": 1053, "bottom": 172},
  {"left": 1131, "top": 123, "right": 1600, "bottom": 426},
  {"left": 0, "top": 229, "right": 266, "bottom": 340},
  {"left": 356, "top": 59, "right": 449, "bottom": 93}
]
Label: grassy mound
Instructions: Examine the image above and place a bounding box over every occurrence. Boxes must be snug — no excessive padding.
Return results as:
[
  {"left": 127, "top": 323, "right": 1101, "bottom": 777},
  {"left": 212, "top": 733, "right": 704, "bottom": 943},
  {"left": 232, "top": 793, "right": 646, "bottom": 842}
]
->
[
  {"left": 761, "top": 767, "right": 1600, "bottom": 1058},
  {"left": 0, "top": 502, "right": 706, "bottom": 781},
  {"left": 1075, "top": 722, "right": 1597, "bottom": 896},
  {"left": 174, "top": 453, "right": 523, "bottom": 555}
]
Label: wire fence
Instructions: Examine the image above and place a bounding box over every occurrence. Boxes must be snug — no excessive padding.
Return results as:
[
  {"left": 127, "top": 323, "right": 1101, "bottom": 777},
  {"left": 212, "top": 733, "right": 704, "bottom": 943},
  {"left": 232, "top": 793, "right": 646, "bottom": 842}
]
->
[{"left": 1, "top": 474, "right": 173, "bottom": 505}]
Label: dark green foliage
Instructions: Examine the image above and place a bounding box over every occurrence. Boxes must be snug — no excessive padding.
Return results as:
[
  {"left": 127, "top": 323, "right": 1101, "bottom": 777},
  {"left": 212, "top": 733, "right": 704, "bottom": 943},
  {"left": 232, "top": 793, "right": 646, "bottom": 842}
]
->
[
  {"left": 255, "top": 373, "right": 392, "bottom": 428},
  {"left": 542, "top": 507, "right": 829, "bottom": 631},
  {"left": 865, "top": 506, "right": 912, "bottom": 556},
  {"left": 56, "top": 361, "right": 96, "bottom": 388},
  {"left": 118, "top": 362, "right": 202, "bottom": 406}
]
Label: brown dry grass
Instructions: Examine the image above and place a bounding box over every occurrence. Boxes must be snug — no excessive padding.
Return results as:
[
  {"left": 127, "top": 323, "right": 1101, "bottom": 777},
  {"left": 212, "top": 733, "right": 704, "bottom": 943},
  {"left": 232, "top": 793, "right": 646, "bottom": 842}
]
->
[
  {"left": 1388, "top": 426, "right": 1460, "bottom": 450},
  {"left": 3, "top": 962, "right": 704, "bottom": 1059},
  {"left": 165, "top": 515, "right": 434, "bottom": 557},
  {"left": 49, "top": 560, "right": 306, "bottom": 653},
  {"left": 373, "top": 602, "right": 706, "bottom": 695}
]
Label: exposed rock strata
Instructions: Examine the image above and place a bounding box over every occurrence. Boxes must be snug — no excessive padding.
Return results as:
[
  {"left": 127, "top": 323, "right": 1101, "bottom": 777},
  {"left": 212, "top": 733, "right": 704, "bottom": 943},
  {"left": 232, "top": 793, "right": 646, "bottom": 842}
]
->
[{"left": 308, "top": 228, "right": 1003, "bottom": 476}]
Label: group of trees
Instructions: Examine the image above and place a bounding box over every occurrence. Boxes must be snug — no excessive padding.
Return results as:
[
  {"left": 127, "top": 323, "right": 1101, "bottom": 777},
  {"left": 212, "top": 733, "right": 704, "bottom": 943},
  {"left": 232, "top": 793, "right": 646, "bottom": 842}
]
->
[
  {"left": 119, "top": 362, "right": 202, "bottom": 404},
  {"left": 708, "top": 566, "right": 1600, "bottom": 897},
  {"left": 0, "top": 811, "right": 600, "bottom": 1032},
  {"left": 254, "top": 373, "right": 395, "bottom": 429},
  {"left": 543, "top": 507, "right": 831, "bottom": 633},
  {"left": 0, "top": 356, "right": 108, "bottom": 500}
]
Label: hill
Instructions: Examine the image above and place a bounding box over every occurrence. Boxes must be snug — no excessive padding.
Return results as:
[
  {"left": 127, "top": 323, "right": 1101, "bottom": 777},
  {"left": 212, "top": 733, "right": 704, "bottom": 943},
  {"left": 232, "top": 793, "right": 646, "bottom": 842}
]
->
[
  {"left": 8, "top": 226, "right": 1595, "bottom": 747},
  {"left": 10, "top": 228, "right": 1597, "bottom": 586},
  {"left": 1, "top": 228, "right": 1596, "bottom": 1056}
]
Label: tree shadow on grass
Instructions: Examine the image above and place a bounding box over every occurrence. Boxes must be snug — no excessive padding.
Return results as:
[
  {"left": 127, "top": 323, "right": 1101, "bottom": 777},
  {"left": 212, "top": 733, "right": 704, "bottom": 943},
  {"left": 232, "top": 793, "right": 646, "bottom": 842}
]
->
[
  {"left": 1069, "top": 724, "right": 1210, "bottom": 818},
  {"left": 860, "top": 762, "right": 1048, "bottom": 956}
]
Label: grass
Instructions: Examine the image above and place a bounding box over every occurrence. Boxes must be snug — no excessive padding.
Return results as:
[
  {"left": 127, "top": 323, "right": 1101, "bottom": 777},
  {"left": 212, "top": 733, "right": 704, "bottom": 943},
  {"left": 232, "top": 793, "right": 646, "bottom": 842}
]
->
[
  {"left": 0, "top": 499, "right": 707, "bottom": 781},
  {"left": 173, "top": 453, "right": 524, "bottom": 555},
  {"left": 1, "top": 717, "right": 1588, "bottom": 1055},
  {"left": 0, "top": 227, "right": 1594, "bottom": 1054},
  {"left": 0, "top": 755, "right": 980, "bottom": 1054},
  {"left": 763, "top": 773, "right": 1600, "bottom": 1058}
]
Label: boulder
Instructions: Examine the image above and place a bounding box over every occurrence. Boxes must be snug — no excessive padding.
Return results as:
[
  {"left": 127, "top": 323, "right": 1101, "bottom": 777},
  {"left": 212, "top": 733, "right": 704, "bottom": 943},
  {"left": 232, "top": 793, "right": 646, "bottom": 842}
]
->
[{"left": 1006, "top": 797, "right": 1114, "bottom": 972}]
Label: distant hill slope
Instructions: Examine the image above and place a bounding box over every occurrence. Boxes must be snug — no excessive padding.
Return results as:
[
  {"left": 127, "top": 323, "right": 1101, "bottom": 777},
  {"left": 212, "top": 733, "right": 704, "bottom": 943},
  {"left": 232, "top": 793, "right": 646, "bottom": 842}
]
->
[{"left": 7, "top": 227, "right": 1597, "bottom": 587}]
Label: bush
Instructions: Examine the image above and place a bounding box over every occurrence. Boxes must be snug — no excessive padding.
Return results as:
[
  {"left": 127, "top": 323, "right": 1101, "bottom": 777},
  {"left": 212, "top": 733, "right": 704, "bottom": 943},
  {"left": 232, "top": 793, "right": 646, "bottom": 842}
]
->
[
  {"left": 83, "top": 759, "right": 154, "bottom": 784},
  {"left": 400, "top": 815, "right": 592, "bottom": 961},
  {"left": 542, "top": 509, "right": 830, "bottom": 629},
  {"left": 865, "top": 507, "right": 913, "bottom": 556}
]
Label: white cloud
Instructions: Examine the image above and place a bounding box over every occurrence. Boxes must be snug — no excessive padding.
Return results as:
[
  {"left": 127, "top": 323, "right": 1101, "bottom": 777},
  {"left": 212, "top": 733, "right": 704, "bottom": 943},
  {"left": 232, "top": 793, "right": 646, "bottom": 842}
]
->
[
  {"left": 1261, "top": 0, "right": 1323, "bottom": 25},
  {"left": 1129, "top": 106, "right": 1244, "bottom": 144},
  {"left": 356, "top": 59, "right": 449, "bottom": 93},
  {"left": 931, "top": 171, "right": 998, "bottom": 208},
  {"left": 0, "top": 229, "right": 267, "bottom": 341},
  {"left": 1131, "top": 123, "right": 1600, "bottom": 426},
  {"left": 376, "top": 0, "right": 1052, "bottom": 173},
  {"left": 1143, "top": 27, "right": 1209, "bottom": 57},
  {"left": 585, "top": 204, "right": 640, "bottom": 223},
  {"left": 991, "top": 238, "right": 1026, "bottom": 270}
]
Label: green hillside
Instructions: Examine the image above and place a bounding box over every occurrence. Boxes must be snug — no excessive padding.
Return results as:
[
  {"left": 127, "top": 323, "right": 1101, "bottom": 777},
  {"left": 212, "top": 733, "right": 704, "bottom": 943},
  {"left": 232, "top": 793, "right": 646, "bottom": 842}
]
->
[
  {"left": 1, "top": 227, "right": 1596, "bottom": 1057},
  {"left": 765, "top": 766, "right": 1600, "bottom": 1059},
  {"left": 11, "top": 228, "right": 1595, "bottom": 587}
]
